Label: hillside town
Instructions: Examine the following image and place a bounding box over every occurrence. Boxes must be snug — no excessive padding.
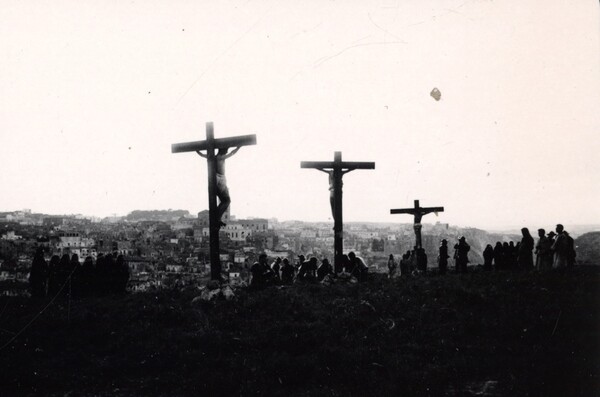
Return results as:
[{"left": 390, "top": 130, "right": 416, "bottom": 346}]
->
[{"left": 0, "top": 207, "right": 525, "bottom": 295}]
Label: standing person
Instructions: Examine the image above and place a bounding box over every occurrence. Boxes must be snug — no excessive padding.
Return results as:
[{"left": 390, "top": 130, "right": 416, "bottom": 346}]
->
[
  {"left": 271, "top": 257, "right": 282, "bottom": 284},
  {"left": 535, "top": 229, "right": 553, "bottom": 270},
  {"left": 453, "top": 237, "right": 470, "bottom": 273},
  {"left": 387, "top": 254, "right": 398, "bottom": 279},
  {"left": 416, "top": 248, "right": 428, "bottom": 273},
  {"left": 280, "top": 258, "right": 295, "bottom": 285},
  {"left": 493, "top": 242, "right": 504, "bottom": 270},
  {"left": 483, "top": 244, "right": 494, "bottom": 271},
  {"left": 518, "top": 228, "right": 534, "bottom": 270},
  {"left": 552, "top": 224, "right": 569, "bottom": 268},
  {"left": 438, "top": 240, "right": 449, "bottom": 275},
  {"left": 508, "top": 242, "right": 517, "bottom": 269},
  {"left": 400, "top": 251, "right": 411, "bottom": 276},
  {"left": 29, "top": 248, "right": 48, "bottom": 298},
  {"left": 564, "top": 231, "right": 576, "bottom": 268},
  {"left": 196, "top": 146, "right": 241, "bottom": 227}
]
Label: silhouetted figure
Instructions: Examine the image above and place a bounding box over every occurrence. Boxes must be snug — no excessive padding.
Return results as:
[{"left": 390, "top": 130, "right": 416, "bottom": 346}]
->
[
  {"left": 341, "top": 254, "right": 352, "bottom": 274},
  {"left": 296, "top": 255, "right": 306, "bottom": 272},
  {"left": 280, "top": 258, "right": 295, "bottom": 285},
  {"left": 535, "top": 229, "right": 553, "bottom": 270},
  {"left": 80, "top": 256, "right": 95, "bottom": 297},
  {"left": 95, "top": 253, "right": 109, "bottom": 295},
  {"left": 453, "top": 237, "right": 470, "bottom": 273},
  {"left": 493, "top": 242, "right": 504, "bottom": 270},
  {"left": 250, "top": 254, "right": 273, "bottom": 289},
  {"left": 483, "top": 244, "right": 494, "bottom": 271},
  {"left": 271, "top": 257, "right": 282, "bottom": 284},
  {"left": 29, "top": 248, "right": 48, "bottom": 298},
  {"left": 508, "top": 242, "right": 517, "bottom": 268},
  {"left": 197, "top": 147, "right": 241, "bottom": 227},
  {"left": 416, "top": 248, "right": 428, "bottom": 272},
  {"left": 564, "top": 231, "right": 576, "bottom": 268},
  {"left": 518, "top": 228, "right": 534, "bottom": 270},
  {"left": 54, "top": 254, "right": 73, "bottom": 298},
  {"left": 317, "top": 258, "right": 333, "bottom": 281},
  {"left": 400, "top": 250, "right": 412, "bottom": 276},
  {"left": 438, "top": 240, "right": 449, "bottom": 275},
  {"left": 348, "top": 252, "right": 368, "bottom": 281},
  {"left": 501, "top": 242, "right": 510, "bottom": 269},
  {"left": 70, "top": 254, "right": 81, "bottom": 298},
  {"left": 552, "top": 224, "right": 570, "bottom": 268},
  {"left": 115, "top": 254, "right": 130, "bottom": 294},
  {"left": 387, "top": 254, "right": 398, "bottom": 279},
  {"left": 47, "top": 255, "right": 61, "bottom": 296},
  {"left": 298, "top": 257, "right": 318, "bottom": 282}
]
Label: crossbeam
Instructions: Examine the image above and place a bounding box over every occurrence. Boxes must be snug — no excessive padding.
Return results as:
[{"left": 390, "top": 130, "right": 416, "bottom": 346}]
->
[
  {"left": 301, "top": 151, "right": 375, "bottom": 270},
  {"left": 172, "top": 134, "right": 256, "bottom": 153}
]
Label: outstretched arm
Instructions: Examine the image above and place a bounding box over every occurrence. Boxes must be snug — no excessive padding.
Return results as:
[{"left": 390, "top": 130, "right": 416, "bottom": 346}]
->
[
  {"left": 196, "top": 150, "right": 207, "bottom": 158},
  {"left": 317, "top": 168, "right": 333, "bottom": 175},
  {"left": 222, "top": 147, "right": 241, "bottom": 160}
]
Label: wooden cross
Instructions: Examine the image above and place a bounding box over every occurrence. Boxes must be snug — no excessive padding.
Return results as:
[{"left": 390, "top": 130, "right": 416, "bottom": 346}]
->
[
  {"left": 301, "top": 151, "right": 375, "bottom": 269},
  {"left": 172, "top": 122, "right": 256, "bottom": 281},
  {"left": 390, "top": 199, "right": 444, "bottom": 249}
]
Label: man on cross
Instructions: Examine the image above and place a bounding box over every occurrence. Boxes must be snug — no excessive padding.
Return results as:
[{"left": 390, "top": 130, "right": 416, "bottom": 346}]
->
[
  {"left": 317, "top": 168, "right": 352, "bottom": 219},
  {"left": 197, "top": 147, "right": 240, "bottom": 227}
]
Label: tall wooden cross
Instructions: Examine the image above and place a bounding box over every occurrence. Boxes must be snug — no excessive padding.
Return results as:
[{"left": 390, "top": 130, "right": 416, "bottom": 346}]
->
[
  {"left": 301, "top": 151, "right": 375, "bottom": 269},
  {"left": 172, "top": 122, "right": 256, "bottom": 281},
  {"left": 390, "top": 199, "right": 444, "bottom": 249}
]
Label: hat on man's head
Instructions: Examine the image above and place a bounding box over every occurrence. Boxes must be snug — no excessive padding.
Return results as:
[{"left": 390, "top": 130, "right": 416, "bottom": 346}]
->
[{"left": 459, "top": 236, "right": 466, "bottom": 241}]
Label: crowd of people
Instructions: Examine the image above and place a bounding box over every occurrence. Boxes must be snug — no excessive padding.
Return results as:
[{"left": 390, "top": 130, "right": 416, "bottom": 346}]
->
[
  {"left": 480, "top": 224, "right": 576, "bottom": 271},
  {"left": 249, "top": 251, "right": 369, "bottom": 289},
  {"left": 28, "top": 248, "right": 130, "bottom": 298},
  {"left": 386, "top": 224, "right": 576, "bottom": 278}
]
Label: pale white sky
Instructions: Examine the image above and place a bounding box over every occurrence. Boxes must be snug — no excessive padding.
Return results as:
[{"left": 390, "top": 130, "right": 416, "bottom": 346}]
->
[{"left": 1, "top": 0, "right": 599, "bottom": 229}]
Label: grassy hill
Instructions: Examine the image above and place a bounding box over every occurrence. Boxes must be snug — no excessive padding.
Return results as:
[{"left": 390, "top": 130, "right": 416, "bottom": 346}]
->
[{"left": 1, "top": 267, "right": 598, "bottom": 396}]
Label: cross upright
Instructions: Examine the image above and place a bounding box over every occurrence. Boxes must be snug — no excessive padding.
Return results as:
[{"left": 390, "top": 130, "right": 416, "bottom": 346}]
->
[
  {"left": 390, "top": 199, "right": 444, "bottom": 249},
  {"left": 172, "top": 122, "right": 257, "bottom": 281},
  {"left": 301, "top": 151, "right": 375, "bottom": 269}
]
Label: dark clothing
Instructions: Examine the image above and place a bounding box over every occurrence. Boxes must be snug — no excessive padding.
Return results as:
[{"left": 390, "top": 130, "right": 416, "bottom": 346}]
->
[
  {"left": 317, "top": 262, "right": 333, "bottom": 281},
  {"left": 281, "top": 263, "right": 295, "bottom": 285},
  {"left": 535, "top": 236, "right": 553, "bottom": 270},
  {"left": 29, "top": 251, "right": 48, "bottom": 298},
  {"left": 483, "top": 246, "right": 494, "bottom": 270},
  {"left": 453, "top": 242, "right": 470, "bottom": 273},
  {"left": 518, "top": 235, "right": 534, "bottom": 269},
  {"left": 438, "top": 245, "right": 449, "bottom": 275},
  {"left": 493, "top": 244, "right": 504, "bottom": 269},
  {"left": 416, "top": 250, "right": 428, "bottom": 272}
]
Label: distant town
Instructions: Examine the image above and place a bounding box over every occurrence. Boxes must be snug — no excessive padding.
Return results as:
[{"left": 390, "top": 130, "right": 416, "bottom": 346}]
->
[{"left": 1, "top": 208, "right": 598, "bottom": 296}]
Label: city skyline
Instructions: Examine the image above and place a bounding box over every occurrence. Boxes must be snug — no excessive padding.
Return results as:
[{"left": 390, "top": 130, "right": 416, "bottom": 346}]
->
[{"left": 1, "top": 1, "right": 599, "bottom": 230}]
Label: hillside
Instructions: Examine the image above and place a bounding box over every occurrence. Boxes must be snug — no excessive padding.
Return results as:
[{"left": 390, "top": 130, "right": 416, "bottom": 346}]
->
[
  {"left": 576, "top": 232, "right": 600, "bottom": 265},
  {"left": 0, "top": 267, "right": 598, "bottom": 396}
]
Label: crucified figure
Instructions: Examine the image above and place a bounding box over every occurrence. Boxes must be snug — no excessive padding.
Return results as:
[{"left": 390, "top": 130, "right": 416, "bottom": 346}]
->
[
  {"left": 197, "top": 147, "right": 240, "bottom": 227},
  {"left": 317, "top": 168, "right": 354, "bottom": 220}
]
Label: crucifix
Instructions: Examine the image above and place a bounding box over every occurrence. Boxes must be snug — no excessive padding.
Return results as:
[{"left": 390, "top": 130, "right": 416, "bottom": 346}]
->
[
  {"left": 172, "top": 122, "right": 256, "bottom": 281},
  {"left": 390, "top": 199, "right": 444, "bottom": 249},
  {"left": 301, "top": 151, "right": 375, "bottom": 269}
]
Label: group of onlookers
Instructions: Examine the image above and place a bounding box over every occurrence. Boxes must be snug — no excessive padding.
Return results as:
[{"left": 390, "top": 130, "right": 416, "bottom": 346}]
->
[
  {"left": 385, "top": 224, "right": 576, "bottom": 278},
  {"left": 249, "top": 251, "right": 369, "bottom": 289},
  {"left": 482, "top": 224, "right": 576, "bottom": 271},
  {"left": 28, "top": 248, "right": 129, "bottom": 298}
]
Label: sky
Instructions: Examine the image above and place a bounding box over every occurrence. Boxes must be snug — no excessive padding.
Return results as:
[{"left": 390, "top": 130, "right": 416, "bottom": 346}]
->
[{"left": 1, "top": 0, "right": 599, "bottom": 230}]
